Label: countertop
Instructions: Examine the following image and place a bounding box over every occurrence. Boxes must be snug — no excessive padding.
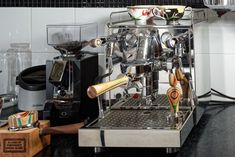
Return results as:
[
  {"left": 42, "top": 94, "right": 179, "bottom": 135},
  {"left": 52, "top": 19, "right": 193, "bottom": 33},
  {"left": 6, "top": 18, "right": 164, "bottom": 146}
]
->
[{"left": 1, "top": 104, "right": 235, "bottom": 157}]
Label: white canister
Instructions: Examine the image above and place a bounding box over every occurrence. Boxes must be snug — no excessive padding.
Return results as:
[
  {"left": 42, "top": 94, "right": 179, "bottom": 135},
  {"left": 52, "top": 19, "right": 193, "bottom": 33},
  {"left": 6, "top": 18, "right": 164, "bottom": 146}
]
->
[{"left": 16, "top": 65, "right": 46, "bottom": 111}]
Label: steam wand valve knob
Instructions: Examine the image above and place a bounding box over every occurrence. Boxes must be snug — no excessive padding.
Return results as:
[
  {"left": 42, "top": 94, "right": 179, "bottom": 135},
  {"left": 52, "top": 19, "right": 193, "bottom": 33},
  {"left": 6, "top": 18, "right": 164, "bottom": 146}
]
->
[
  {"left": 175, "top": 67, "right": 189, "bottom": 99},
  {"left": 169, "top": 71, "right": 178, "bottom": 87},
  {"left": 89, "top": 38, "right": 103, "bottom": 47},
  {"left": 167, "top": 71, "right": 181, "bottom": 117}
]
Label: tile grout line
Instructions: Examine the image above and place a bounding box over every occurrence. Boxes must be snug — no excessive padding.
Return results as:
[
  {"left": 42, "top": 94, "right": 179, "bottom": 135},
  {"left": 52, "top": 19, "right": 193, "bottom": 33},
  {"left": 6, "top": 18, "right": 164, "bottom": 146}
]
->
[
  {"left": 30, "top": 7, "right": 33, "bottom": 52},
  {"left": 74, "top": 7, "right": 76, "bottom": 24}
]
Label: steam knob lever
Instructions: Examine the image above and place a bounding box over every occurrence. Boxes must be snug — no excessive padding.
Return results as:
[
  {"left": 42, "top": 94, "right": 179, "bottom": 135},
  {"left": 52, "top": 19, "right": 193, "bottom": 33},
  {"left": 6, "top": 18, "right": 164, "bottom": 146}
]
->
[{"left": 167, "top": 87, "right": 181, "bottom": 116}]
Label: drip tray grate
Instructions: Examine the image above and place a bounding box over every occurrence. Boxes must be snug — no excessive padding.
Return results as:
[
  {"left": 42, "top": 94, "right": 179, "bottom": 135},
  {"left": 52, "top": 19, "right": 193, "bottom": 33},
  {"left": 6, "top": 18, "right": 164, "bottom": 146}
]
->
[
  {"left": 90, "top": 109, "right": 189, "bottom": 129},
  {"left": 112, "top": 94, "right": 170, "bottom": 109}
]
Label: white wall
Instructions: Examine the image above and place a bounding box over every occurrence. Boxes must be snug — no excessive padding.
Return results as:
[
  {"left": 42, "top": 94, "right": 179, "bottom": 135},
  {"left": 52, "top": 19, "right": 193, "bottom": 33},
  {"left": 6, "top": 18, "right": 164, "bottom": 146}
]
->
[
  {"left": 194, "top": 21, "right": 211, "bottom": 101},
  {"left": 0, "top": 7, "right": 125, "bottom": 103},
  {"left": 0, "top": 7, "right": 125, "bottom": 63},
  {"left": 208, "top": 12, "right": 235, "bottom": 101},
  {"left": 194, "top": 10, "right": 235, "bottom": 101},
  {"left": 1, "top": 8, "right": 235, "bottom": 102}
]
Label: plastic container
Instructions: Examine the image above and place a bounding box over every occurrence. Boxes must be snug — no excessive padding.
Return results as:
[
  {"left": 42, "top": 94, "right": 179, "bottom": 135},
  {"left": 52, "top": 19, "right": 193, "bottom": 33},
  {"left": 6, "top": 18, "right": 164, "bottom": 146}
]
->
[
  {"left": 0, "top": 51, "right": 8, "bottom": 95},
  {"left": 17, "top": 65, "right": 46, "bottom": 111}
]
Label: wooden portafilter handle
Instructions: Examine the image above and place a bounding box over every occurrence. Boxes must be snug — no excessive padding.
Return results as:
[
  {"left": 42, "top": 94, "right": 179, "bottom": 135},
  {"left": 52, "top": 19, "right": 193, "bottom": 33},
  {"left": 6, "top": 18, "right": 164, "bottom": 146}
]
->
[
  {"left": 175, "top": 67, "right": 184, "bottom": 81},
  {"left": 167, "top": 87, "right": 181, "bottom": 114},
  {"left": 87, "top": 75, "right": 129, "bottom": 99},
  {"left": 39, "top": 122, "right": 84, "bottom": 136}
]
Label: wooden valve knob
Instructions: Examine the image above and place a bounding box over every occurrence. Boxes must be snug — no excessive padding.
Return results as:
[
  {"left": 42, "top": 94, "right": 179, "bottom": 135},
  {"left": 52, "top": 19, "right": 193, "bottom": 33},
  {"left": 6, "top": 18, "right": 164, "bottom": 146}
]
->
[
  {"left": 87, "top": 75, "right": 129, "bottom": 99},
  {"left": 175, "top": 68, "right": 189, "bottom": 98},
  {"left": 169, "top": 73, "right": 178, "bottom": 87},
  {"left": 175, "top": 68, "right": 184, "bottom": 81},
  {"left": 89, "top": 38, "right": 102, "bottom": 47},
  {"left": 167, "top": 87, "right": 181, "bottom": 114}
]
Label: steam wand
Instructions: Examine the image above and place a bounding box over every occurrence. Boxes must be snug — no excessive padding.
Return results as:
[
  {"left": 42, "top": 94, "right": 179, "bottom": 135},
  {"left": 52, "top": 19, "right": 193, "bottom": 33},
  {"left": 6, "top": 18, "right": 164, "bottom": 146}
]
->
[
  {"left": 89, "top": 32, "right": 130, "bottom": 118},
  {"left": 96, "top": 42, "right": 115, "bottom": 118}
]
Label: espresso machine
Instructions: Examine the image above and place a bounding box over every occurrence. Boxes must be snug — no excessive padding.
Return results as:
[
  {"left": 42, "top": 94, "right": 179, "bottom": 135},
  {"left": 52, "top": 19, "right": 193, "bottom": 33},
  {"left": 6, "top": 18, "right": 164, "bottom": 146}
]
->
[
  {"left": 79, "top": 7, "right": 207, "bottom": 153},
  {"left": 43, "top": 24, "right": 100, "bottom": 146}
]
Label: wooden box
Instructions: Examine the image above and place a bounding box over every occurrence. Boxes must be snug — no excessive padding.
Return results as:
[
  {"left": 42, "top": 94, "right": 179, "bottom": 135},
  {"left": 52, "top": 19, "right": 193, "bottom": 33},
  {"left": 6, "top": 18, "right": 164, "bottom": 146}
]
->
[{"left": 0, "top": 120, "right": 50, "bottom": 157}]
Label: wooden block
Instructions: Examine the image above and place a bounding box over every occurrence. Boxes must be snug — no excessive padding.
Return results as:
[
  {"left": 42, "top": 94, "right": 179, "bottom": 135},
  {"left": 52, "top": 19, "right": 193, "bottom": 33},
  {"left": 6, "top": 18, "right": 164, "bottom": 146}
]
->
[{"left": 0, "top": 120, "right": 50, "bottom": 157}]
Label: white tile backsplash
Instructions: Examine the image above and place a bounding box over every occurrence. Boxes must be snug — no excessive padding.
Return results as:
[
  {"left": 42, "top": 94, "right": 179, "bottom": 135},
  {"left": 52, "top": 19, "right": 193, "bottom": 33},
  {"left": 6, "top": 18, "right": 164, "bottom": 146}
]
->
[
  {"left": 31, "top": 8, "right": 75, "bottom": 53},
  {"left": 75, "top": 8, "right": 125, "bottom": 36},
  {"left": 194, "top": 21, "right": 211, "bottom": 99},
  {"left": 1, "top": 7, "right": 235, "bottom": 102},
  {"left": 0, "top": 8, "right": 31, "bottom": 51},
  {"left": 210, "top": 54, "right": 235, "bottom": 98},
  {"left": 32, "top": 52, "right": 59, "bottom": 66},
  {"left": 194, "top": 53, "right": 211, "bottom": 97},
  {"left": 194, "top": 12, "right": 235, "bottom": 101},
  {"left": 194, "top": 21, "right": 210, "bottom": 54},
  {"left": 207, "top": 13, "right": 235, "bottom": 55},
  {"left": 0, "top": 7, "right": 126, "bottom": 53}
]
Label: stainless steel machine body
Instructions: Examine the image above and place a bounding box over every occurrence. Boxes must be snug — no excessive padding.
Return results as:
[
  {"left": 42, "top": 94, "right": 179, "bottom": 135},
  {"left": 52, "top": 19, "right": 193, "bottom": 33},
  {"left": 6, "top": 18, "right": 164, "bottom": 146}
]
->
[{"left": 79, "top": 9, "right": 207, "bottom": 151}]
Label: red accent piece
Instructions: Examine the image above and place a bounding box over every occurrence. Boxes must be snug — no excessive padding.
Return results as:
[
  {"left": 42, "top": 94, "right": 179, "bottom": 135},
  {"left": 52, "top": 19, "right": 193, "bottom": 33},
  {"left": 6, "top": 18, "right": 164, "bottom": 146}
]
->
[
  {"left": 170, "top": 90, "right": 179, "bottom": 99},
  {"left": 132, "top": 93, "right": 140, "bottom": 99},
  {"left": 142, "top": 10, "right": 150, "bottom": 16}
]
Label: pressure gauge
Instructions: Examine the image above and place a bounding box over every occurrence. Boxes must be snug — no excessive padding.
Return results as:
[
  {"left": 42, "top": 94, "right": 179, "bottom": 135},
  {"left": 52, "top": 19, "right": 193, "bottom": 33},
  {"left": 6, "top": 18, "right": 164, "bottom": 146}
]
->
[{"left": 161, "top": 32, "right": 177, "bottom": 48}]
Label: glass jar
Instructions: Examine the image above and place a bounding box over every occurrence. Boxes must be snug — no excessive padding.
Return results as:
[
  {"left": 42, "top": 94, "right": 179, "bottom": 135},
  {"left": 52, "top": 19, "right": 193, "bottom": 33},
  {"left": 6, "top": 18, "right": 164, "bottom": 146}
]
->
[
  {"left": 9, "top": 43, "right": 32, "bottom": 72},
  {"left": 7, "top": 43, "right": 32, "bottom": 94},
  {"left": 0, "top": 51, "right": 8, "bottom": 95},
  {"left": 0, "top": 43, "right": 32, "bottom": 108}
]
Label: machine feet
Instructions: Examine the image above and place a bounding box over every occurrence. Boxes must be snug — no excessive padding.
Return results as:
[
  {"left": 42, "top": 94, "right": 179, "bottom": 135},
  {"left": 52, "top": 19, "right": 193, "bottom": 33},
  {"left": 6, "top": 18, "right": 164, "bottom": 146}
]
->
[
  {"left": 94, "top": 147, "right": 104, "bottom": 154},
  {"left": 166, "top": 147, "right": 180, "bottom": 154}
]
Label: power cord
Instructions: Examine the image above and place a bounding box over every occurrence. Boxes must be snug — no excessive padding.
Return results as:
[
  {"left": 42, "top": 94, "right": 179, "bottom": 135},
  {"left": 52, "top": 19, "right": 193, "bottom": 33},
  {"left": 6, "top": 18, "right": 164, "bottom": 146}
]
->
[
  {"left": 211, "top": 88, "right": 235, "bottom": 100},
  {"left": 198, "top": 88, "right": 235, "bottom": 106},
  {"left": 198, "top": 91, "right": 211, "bottom": 99}
]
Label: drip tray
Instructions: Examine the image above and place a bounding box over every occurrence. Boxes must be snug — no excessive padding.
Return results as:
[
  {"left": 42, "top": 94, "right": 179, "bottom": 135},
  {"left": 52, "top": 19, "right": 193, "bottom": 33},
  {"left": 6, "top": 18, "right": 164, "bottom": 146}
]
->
[
  {"left": 79, "top": 109, "right": 194, "bottom": 148},
  {"left": 79, "top": 95, "right": 195, "bottom": 148}
]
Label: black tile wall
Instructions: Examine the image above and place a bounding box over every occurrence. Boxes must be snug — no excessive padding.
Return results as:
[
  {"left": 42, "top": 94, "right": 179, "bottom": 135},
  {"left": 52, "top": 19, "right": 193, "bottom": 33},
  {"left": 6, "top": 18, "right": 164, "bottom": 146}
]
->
[{"left": 0, "top": 0, "right": 205, "bottom": 8}]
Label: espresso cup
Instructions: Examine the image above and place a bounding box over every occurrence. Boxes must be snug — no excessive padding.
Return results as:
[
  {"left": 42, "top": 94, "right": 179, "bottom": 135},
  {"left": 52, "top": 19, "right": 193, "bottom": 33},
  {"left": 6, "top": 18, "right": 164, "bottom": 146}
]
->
[
  {"left": 153, "top": 5, "right": 192, "bottom": 25},
  {"left": 127, "top": 5, "right": 158, "bottom": 25}
]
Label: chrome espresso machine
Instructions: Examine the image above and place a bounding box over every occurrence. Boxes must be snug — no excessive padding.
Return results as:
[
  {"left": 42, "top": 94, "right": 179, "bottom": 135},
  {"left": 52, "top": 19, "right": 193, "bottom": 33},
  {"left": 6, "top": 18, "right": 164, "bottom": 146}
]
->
[{"left": 79, "top": 6, "right": 207, "bottom": 152}]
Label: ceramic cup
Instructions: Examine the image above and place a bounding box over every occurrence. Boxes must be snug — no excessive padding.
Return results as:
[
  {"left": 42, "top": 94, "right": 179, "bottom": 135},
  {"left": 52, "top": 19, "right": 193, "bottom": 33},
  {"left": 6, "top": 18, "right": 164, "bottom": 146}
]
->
[
  {"left": 127, "top": 5, "right": 158, "bottom": 25},
  {"left": 153, "top": 5, "right": 192, "bottom": 25}
]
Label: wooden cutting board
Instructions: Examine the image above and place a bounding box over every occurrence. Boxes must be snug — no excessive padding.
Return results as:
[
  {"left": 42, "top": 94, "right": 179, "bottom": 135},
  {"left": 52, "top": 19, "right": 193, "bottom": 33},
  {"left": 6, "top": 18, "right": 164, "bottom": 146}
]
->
[{"left": 0, "top": 120, "right": 50, "bottom": 157}]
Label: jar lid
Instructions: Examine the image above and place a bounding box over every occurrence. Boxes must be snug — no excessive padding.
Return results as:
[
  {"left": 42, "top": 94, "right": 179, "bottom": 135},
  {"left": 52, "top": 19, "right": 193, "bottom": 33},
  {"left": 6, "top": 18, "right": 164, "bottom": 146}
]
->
[
  {"left": 17, "top": 65, "right": 46, "bottom": 91},
  {"left": 10, "top": 43, "right": 30, "bottom": 49}
]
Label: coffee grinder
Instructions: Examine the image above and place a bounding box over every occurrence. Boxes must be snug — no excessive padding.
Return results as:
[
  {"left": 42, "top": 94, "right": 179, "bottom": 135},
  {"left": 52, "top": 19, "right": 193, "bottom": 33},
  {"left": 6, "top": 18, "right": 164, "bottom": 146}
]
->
[{"left": 43, "top": 24, "right": 100, "bottom": 147}]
